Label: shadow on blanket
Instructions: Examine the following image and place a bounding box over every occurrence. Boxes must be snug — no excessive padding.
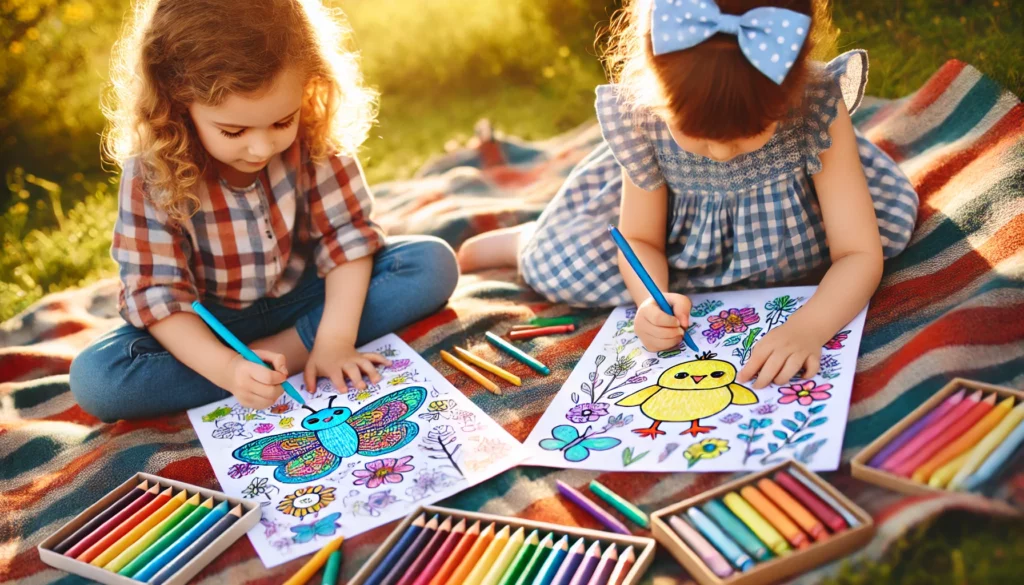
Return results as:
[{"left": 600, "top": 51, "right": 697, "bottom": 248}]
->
[{"left": 2, "top": 61, "right": 1022, "bottom": 584}]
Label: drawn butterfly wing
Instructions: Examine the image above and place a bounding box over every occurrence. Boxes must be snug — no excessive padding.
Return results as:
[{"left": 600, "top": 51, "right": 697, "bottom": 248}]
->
[
  {"left": 290, "top": 525, "right": 314, "bottom": 544},
  {"left": 314, "top": 513, "right": 342, "bottom": 537},
  {"left": 347, "top": 386, "right": 427, "bottom": 433},
  {"left": 274, "top": 445, "right": 341, "bottom": 483},
  {"left": 356, "top": 420, "right": 418, "bottom": 457},
  {"left": 564, "top": 436, "right": 621, "bottom": 462},
  {"left": 232, "top": 431, "right": 321, "bottom": 465},
  {"left": 539, "top": 425, "right": 579, "bottom": 451}
]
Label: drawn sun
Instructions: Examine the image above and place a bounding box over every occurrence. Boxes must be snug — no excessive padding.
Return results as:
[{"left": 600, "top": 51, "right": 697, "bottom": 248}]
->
[{"left": 277, "top": 485, "right": 336, "bottom": 518}]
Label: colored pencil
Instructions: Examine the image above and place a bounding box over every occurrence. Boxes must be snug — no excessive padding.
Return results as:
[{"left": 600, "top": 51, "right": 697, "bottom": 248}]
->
[
  {"left": 447, "top": 523, "right": 497, "bottom": 585},
  {"left": 756, "top": 478, "right": 828, "bottom": 541},
  {"left": 881, "top": 390, "right": 982, "bottom": 472},
  {"left": 282, "top": 535, "right": 345, "bottom": 585},
  {"left": 773, "top": 471, "right": 847, "bottom": 534},
  {"left": 65, "top": 484, "right": 159, "bottom": 559},
  {"left": 968, "top": 443, "right": 1024, "bottom": 494},
  {"left": 89, "top": 488, "right": 184, "bottom": 567},
  {"left": 912, "top": 396, "right": 1015, "bottom": 483},
  {"left": 462, "top": 525, "right": 512, "bottom": 585},
  {"left": 868, "top": 390, "right": 966, "bottom": 468},
  {"left": 55, "top": 481, "right": 149, "bottom": 555},
  {"left": 412, "top": 519, "right": 468, "bottom": 585},
  {"left": 738, "top": 486, "right": 810, "bottom": 550},
  {"left": 929, "top": 451, "right": 971, "bottom": 488},
  {"left": 722, "top": 492, "right": 791, "bottom": 556},
  {"left": 565, "top": 541, "right": 602, "bottom": 585},
  {"left": 607, "top": 545, "right": 634, "bottom": 585},
  {"left": 132, "top": 500, "right": 229, "bottom": 583},
  {"left": 606, "top": 224, "right": 698, "bottom": 352},
  {"left": 428, "top": 521, "right": 482, "bottom": 585},
  {"left": 528, "top": 317, "right": 575, "bottom": 327},
  {"left": 495, "top": 529, "right": 538, "bottom": 585},
  {"left": 454, "top": 346, "right": 522, "bottom": 386},
  {"left": 950, "top": 402, "right": 1024, "bottom": 490},
  {"left": 364, "top": 514, "right": 427, "bottom": 585},
  {"left": 548, "top": 538, "right": 586, "bottom": 585},
  {"left": 961, "top": 417, "right": 1024, "bottom": 492},
  {"left": 380, "top": 515, "right": 440, "bottom": 585},
  {"left": 481, "top": 527, "right": 526, "bottom": 585},
  {"left": 786, "top": 468, "right": 861, "bottom": 528},
  {"left": 556, "top": 481, "right": 631, "bottom": 535},
  {"left": 192, "top": 300, "right": 305, "bottom": 404},
  {"left": 106, "top": 493, "right": 199, "bottom": 572},
  {"left": 507, "top": 325, "right": 575, "bottom": 341},
  {"left": 668, "top": 515, "right": 733, "bottom": 578},
  {"left": 685, "top": 508, "right": 753, "bottom": 572},
  {"left": 893, "top": 393, "right": 998, "bottom": 477},
  {"left": 485, "top": 332, "right": 550, "bottom": 375},
  {"left": 513, "top": 533, "right": 553, "bottom": 585},
  {"left": 531, "top": 535, "right": 569, "bottom": 585},
  {"left": 702, "top": 500, "right": 772, "bottom": 562},
  {"left": 398, "top": 516, "right": 454, "bottom": 585},
  {"left": 583, "top": 544, "right": 617, "bottom": 585},
  {"left": 441, "top": 350, "right": 501, "bottom": 394},
  {"left": 149, "top": 505, "right": 242, "bottom": 585},
  {"left": 322, "top": 550, "right": 342, "bottom": 585},
  {"left": 588, "top": 480, "right": 649, "bottom": 528},
  {"left": 120, "top": 496, "right": 213, "bottom": 578}
]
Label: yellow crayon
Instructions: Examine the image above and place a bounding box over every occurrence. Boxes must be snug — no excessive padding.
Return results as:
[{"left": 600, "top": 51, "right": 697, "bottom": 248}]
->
[
  {"left": 92, "top": 490, "right": 188, "bottom": 567},
  {"left": 722, "top": 492, "right": 791, "bottom": 556},
  {"left": 462, "top": 525, "right": 511, "bottom": 585},
  {"left": 949, "top": 401, "right": 1024, "bottom": 490},
  {"left": 929, "top": 451, "right": 971, "bottom": 489},
  {"left": 454, "top": 347, "right": 522, "bottom": 386}
]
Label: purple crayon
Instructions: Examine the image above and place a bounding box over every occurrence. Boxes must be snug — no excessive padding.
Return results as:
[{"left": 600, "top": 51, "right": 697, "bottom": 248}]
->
[
  {"left": 869, "top": 389, "right": 966, "bottom": 468},
  {"left": 584, "top": 544, "right": 618, "bottom": 585},
  {"left": 556, "top": 480, "right": 631, "bottom": 535},
  {"left": 550, "top": 538, "right": 586, "bottom": 585},
  {"left": 566, "top": 542, "right": 602, "bottom": 585}
]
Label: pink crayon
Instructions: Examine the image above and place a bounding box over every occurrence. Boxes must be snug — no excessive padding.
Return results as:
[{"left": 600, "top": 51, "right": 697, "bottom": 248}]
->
[
  {"left": 668, "top": 515, "right": 734, "bottom": 578},
  {"left": 891, "top": 393, "right": 998, "bottom": 478},
  {"left": 869, "top": 390, "right": 966, "bottom": 468},
  {"left": 882, "top": 390, "right": 982, "bottom": 473}
]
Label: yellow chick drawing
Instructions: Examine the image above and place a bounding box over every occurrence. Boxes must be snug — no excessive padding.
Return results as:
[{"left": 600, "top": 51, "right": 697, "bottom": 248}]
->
[{"left": 616, "top": 352, "right": 758, "bottom": 438}]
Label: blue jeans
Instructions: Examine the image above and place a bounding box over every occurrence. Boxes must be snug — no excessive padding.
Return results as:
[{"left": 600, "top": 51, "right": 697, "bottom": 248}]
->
[{"left": 70, "top": 236, "right": 458, "bottom": 422}]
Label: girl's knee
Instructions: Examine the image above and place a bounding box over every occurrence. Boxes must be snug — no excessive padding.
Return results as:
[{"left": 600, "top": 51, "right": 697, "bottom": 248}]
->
[
  {"left": 402, "top": 237, "right": 460, "bottom": 306},
  {"left": 69, "top": 344, "right": 123, "bottom": 423}
]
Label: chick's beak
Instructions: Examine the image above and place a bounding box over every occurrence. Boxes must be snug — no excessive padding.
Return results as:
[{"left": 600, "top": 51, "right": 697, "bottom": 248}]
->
[{"left": 691, "top": 375, "right": 705, "bottom": 384}]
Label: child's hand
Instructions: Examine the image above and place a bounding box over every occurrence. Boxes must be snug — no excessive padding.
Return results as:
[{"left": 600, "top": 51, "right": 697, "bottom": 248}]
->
[
  {"left": 634, "top": 293, "right": 691, "bottom": 352},
  {"left": 227, "top": 350, "right": 288, "bottom": 410},
  {"left": 737, "top": 321, "right": 823, "bottom": 389},
  {"left": 304, "top": 338, "right": 391, "bottom": 394}
]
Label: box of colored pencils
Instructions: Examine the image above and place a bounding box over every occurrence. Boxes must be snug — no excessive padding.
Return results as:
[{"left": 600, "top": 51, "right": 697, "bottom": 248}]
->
[
  {"left": 37, "top": 472, "right": 261, "bottom": 585},
  {"left": 650, "top": 461, "right": 874, "bottom": 585},
  {"left": 852, "top": 377, "right": 1024, "bottom": 497},
  {"left": 349, "top": 505, "right": 657, "bottom": 585}
]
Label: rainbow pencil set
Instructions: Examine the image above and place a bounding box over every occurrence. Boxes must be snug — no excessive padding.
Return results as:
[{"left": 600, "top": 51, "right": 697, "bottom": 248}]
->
[
  {"left": 853, "top": 378, "right": 1024, "bottom": 496},
  {"left": 351, "top": 506, "right": 656, "bottom": 585},
  {"left": 38, "top": 473, "right": 260, "bottom": 585},
  {"left": 651, "top": 461, "right": 874, "bottom": 585}
]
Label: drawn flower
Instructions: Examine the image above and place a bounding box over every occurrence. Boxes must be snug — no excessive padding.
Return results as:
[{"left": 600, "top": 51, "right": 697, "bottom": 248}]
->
[
  {"left": 428, "top": 400, "right": 456, "bottom": 412},
  {"left": 212, "top": 421, "right": 251, "bottom": 440},
  {"left": 228, "top": 463, "right": 257, "bottom": 479},
  {"left": 202, "top": 406, "right": 232, "bottom": 423},
  {"left": 405, "top": 468, "right": 461, "bottom": 500},
  {"left": 824, "top": 330, "right": 850, "bottom": 350},
  {"left": 719, "top": 413, "right": 743, "bottom": 424},
  {"left": 684, "top": 438, "right": 730, "bottom": 468},
  {"left": 269, "top": 401, "right": 293, "bottom": 415},
  {"left": 254, "top": 423, "right": 275, "bottom": 434},
  {"left": 387, "top": 359, "right": 412, "bottom": 371},
  {"left": 279, "top": 417, "right": 294, "bottom": 429},
  {"left": 751, "top": 403, "right": 779, "bottom": 415},
  {"left": 346, "top": 383, "right": 380, "bottom": 403},
  {"left": 566, "top": 403, "right": 610, "bottom": 423},
  {"left": 277, "top": 485, "right": 336, "bottom": 518},
  {"left": 352, "top": 456, "right": 415, "bottom": 489},
  {"left": 779, "top": 381, "right": 833, "bottom": 406},
  {"left": 704, "top": 308, "right": 760, "bottom": 343}
]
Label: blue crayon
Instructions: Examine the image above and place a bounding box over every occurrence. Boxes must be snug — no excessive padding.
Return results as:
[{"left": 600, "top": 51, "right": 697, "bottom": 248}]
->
[
  {"left": 531, "top": 535, "right": 569, "bottom": 585},
  {"left": 686, "top": 508, "right": 754, "bottom": 571},
  {"left": 362, "top": 514, "right": 428, "bottom": 585},
  {"left": 962, "top": 419, "right": 1024, "bottom": 492},
  {"left": 133, "top": 500, "right": 230, "bottom": 582},
  {"left": 702, "top": 500, "right": 773, "bottom": 562}
]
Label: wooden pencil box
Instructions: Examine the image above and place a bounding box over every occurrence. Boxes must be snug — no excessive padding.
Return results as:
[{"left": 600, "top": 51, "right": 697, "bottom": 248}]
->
[
  {"left": 851, "top": 377, "right": 1024, "bottom": 495},
  {"left": 37, "top": 472, "right": 261, "bottom": 585},
  {"left": 650, "top": 461, "right": 874, "bottom": 585},
  {"left": 349, "top": 504, "right": 658, "bottom": 585}
]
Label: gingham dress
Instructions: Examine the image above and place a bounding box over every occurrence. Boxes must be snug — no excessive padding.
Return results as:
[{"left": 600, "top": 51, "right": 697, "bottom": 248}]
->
[{"left": 520, "top": 50, "right": 919, "bottom": 307}]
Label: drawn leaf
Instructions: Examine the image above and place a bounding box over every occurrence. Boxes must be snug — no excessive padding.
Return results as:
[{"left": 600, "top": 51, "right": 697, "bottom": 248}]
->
[
  {"left": 793, "top": 433, "right": 815, "bottom": 443},
  {"left": 809, "top": 404, "right": 826, "bottom": 415},
  {"left": 738, "top": 423, "right": 750, "bottom": 431},
  {"left": 794, "top": 411, "right": 807, "bottom": 422},
  {"left": 738, "top": 434, "right": 751, "bottom": 442},
  {"left": 772, "top": 430, "right": 788, "bottom": 440},
  {"left": 742, "top": 327, "right": 763, "bottom": 350},
  {"left": 808, "top": 417, "right": 828, "bottom": 428},
  {"left": 796, "top": 439, "right": 828, "bottom": 464},
  {"left": 751, "top": 434, "right": 763, "bottom": 442},
  {"left": 782, "top": 419, "right": 799, "bottom": 432},
  {"left": 571, "top": 392, "right": 579, "bottom": 404},
  {"left": 607, "top": 392, "right": 624, "bottom": 400},
  {"left": 750, "top": 448, "right": 765, "bottom": 456},
  {"left": 723, "top": 336, "right": 742, "bottom": 346},
  {"left": 768, "top": 443, "right": 779, "bottom": 453}
]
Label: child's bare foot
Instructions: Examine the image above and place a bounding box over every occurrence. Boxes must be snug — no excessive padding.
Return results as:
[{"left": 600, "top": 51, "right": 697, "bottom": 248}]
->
[{"left": 457, "top": 224, "right": 531, "bottom": 272}]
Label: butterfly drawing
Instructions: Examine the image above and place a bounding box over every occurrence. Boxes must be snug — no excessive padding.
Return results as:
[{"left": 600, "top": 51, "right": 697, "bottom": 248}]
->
[
  {"left": 824, "top": 330, "right": 850, "bottom": 350},
  {"left": 290, "top": 512, "right": 341, "bottom": 544},
  {"left": 538, "top": 425, "right": 621, "bottom": 462},
  {"left": 232, "top": 387, "right": 426, "bottom": 483}
]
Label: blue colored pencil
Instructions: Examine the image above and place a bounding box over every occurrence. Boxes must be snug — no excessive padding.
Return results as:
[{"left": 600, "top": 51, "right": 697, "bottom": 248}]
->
[
  {"left": 531, "top": 535, "right": 569, "bottom": 585},
  {"left": 685, "top": 508, "right": 754, "bottom": 572},
  {"left": 362, "top": 514, "right": 427, "bottom": 585},
  {"left": 149, "top": 504, "right": 241, "bottom": 585},
  {"left": 132, "top": 500, "right": 229, "bottom": 582},
  {"left": 606, "top": 225, "right": 698, "bottom": 352},
  {"left": 548, "top": 538, "right": 586, "bottom": 585},
  {"left": 191, "top": 300, "right": 305, "bottom": 405}
]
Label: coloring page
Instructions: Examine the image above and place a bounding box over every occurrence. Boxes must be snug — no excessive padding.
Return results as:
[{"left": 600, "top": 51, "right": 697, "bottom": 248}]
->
[
  {"left": 524, "top": 287, "right": 866, "bottom": 473},
  {"left": 187, "top": 334, "right": 525, "bottom": 567}
]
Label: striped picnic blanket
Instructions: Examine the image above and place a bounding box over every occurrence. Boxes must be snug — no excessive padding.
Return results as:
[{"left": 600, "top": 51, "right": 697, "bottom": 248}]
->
[{"left": 2, "top": 59, "right": 1022, "bottom": 584}]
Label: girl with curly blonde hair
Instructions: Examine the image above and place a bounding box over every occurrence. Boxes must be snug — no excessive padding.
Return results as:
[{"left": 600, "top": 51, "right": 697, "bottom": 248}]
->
[{"left": 71, "top": 0, "right": 458, "bottom": 421}]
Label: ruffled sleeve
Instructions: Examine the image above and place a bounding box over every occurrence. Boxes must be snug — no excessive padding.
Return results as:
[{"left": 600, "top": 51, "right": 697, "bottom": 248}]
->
[
  {"left": 803, "top": 49, "right": 869, "bottom": 174},
  {"left": 595, "top": 85, "right": 666, "bottom": 191}
]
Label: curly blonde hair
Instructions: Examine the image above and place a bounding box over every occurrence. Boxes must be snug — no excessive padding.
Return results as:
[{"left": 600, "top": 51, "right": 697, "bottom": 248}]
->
[{"left": 102, "top": 0, "right": 377, "bottom": 221}]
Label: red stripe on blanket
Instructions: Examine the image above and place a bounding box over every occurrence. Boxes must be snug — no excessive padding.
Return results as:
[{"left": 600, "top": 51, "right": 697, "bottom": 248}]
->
[
  {"left": 0, "top": 353, "right": 72, "bottom": 383},
  {"left": 399, "top": 307, "right": 460, "bottom": 344},
  {"left": 905, "top": 60, "right": 968, "bottom": 116}
]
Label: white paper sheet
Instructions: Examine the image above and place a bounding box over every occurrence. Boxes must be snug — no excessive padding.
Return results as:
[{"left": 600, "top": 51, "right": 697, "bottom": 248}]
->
[
  {"left": 187, "top": 334, "right": 525, "bottom": 567},
  {"left": 524, "top": 287, "right": 866, "bottom": 473}
]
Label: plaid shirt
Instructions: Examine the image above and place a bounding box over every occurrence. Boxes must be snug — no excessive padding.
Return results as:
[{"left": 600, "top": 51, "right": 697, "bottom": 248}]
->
[{"left": 112, "top": 141, "right": 385, "bottom": 328}]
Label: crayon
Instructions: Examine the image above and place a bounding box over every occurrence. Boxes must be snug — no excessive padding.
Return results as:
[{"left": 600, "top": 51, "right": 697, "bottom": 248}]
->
[
  {"left": 786, "top": 468, "right": 861, "bottom": 528},
  {"left": 702, "top": 500, "right": 772, "bottom": 562},
  {"left": 668, "top": 515, "right": 733, "bottom": 578},
  {"left": 380, "top": 515, "right": 440, "bottom": 585},
  {"left": 961, "top": 417, "right": 1024, "bottom": 492},
  {"left": 485, "top": 332, "right": 550, "bottom": 375},
  {"left": 969, "top": 443, "right": 1024, "bottom": 494},
  {"left": 738, "top": 486, "right": 810, "bottom": 549},
  {"left": 583, "top": 544, "right": 617, "bottom": 585},
  {"left": 447, "top": 523, "right": 497, "bottom": 585},
  {"left": 282, "top": 535, "right": 344, "bottom": 585},
  {"left": 428, "top": 521, "right": 482, "bottom": 585},
  {"left": 528, "top": 317, "right": 575, "bottom": 327},
  {"left": 132, "top": 500, "right": 229, "bottom": 583},
  {"left": 363, "top": 514, "right": 427, "bottom": 585},
  {"left": 722, "top": 492, "right": 791, "bottom": 556},
  {"left": 607, "top": 545, "right": 634, "bottom": 585},
  {"left": 65, "top": 484, "right": 159, "bottom": 559},
  {"left": 773, "top": 472, "right": 847, "bottom": 534},
  {"left": 55, "top": 481, "right": 150, "bottom": 555},
  {"left": 462, "top": 525, "right": 512, "bottom": 585},
  {"left": 508, "top": 325, "right": 575, "bottom": 341},
  {"left": 90, "top": 488, "right": 184, "bottom": 567},
  {"left": 881, "top": 390, "right": 982, "bottom": 472},
  {"left": 120, "top": 496, "right": 213, "bottom": 578},
  {"left": 929, "top": 451, "right": 971, "bottom": 489},
  {"left": 588, "top": 480, "right": 649, "bottom": 528},
  {"left": 412, "top": 519, "right": 468, "bottom": 585},
  {"left": 454, "top": 346, "right": 522, "bottom": 386},
  {"left": 912, "top": 396, "right": 1015, "bottom": 483},
  {"left": 950, "top": 402, "right": 1024, "bottom": 490},
  {"left": 441, "top": 350, "right": 501, "bottom": 395},
  {"left": 757, "top": 478, "right": 828, "bottom": 541},
  {"left": 556, "top": 480, "right": 631, "bottom": 535},
  {"left": 892, "top": 393, "right": 998, "bottom": 477},
  {"left": 868, "top": 390, "right": 966, "bottom": 468},
  {"left": 398, "top": 517, "right": 454, "bottom": 585},
  {"left": 106, "top": 493, "right": 200, "bottom": 572},
  {"left": 547, "top": 538, "right": 586, "bottom": 585},
  {"left": 322, "top": 550, "right": 342, "bottom": 585},
  {"left": 149, "top": 505, "right": 242, "bottom": 585},
  {"left": 685, "top": 508, "right": 753, "bottom": 571},
  {"left": 480, "top": 527, "right": 526, "bottom": 585},
  {"left": 565, "top": 542, "right": 602, "bottom": 585},
  {"left": 513, "top": 533, "right": 553, "bottom": 585},
  {"left": 495, "top": 529, "right": 538, "bottom": 585},
  {"left": 531, "top": 535, "right": 569, "bottom": 585}
]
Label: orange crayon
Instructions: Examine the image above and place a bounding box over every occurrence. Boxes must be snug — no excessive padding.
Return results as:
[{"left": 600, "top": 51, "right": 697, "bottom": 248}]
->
[
  {"left": 882, "top": 391, "right": 982, "bottom": 472},
  {"left": 77, "top": 487, "right": 173, "bottom": 564},
  {"left": 427, "top": 521, "right": 481, "bottom": 585},
  {"left": 446, "top": 522, "right": 496, "bottom": 585},
  {"left": 739, "top": 485, "right": 810, "bottom": 549},
  {"left": 893, "top": 393, "right": 998, "bottom": 478},
  {"left": 912, "top": 396, "right": 1015, "bottom": 483},
  {"left": 91, "top": 489, "right": 188, "bottom": 567},
  {"left": 757, "top": 479, "right": 828, "bottom": 542}
]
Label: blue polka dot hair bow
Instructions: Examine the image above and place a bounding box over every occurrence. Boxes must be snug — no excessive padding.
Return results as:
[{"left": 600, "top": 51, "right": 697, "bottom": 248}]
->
[{"left": 651, "top": 0, "right": 811, "bottom": 84}]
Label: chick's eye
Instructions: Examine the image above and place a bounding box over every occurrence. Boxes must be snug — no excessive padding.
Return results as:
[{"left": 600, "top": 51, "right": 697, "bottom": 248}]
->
[
  {"left": 307, "top": 418, "right": 319, "bottom": 424},
  {"left": 333, "top": 409, "right": 344, "bottom": 415},
  {"left": 674, "top": 372, "right": 689, "bottom": 379},
  {"left": 711, "top": 371, "right": 725, "bottom": 378}
]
